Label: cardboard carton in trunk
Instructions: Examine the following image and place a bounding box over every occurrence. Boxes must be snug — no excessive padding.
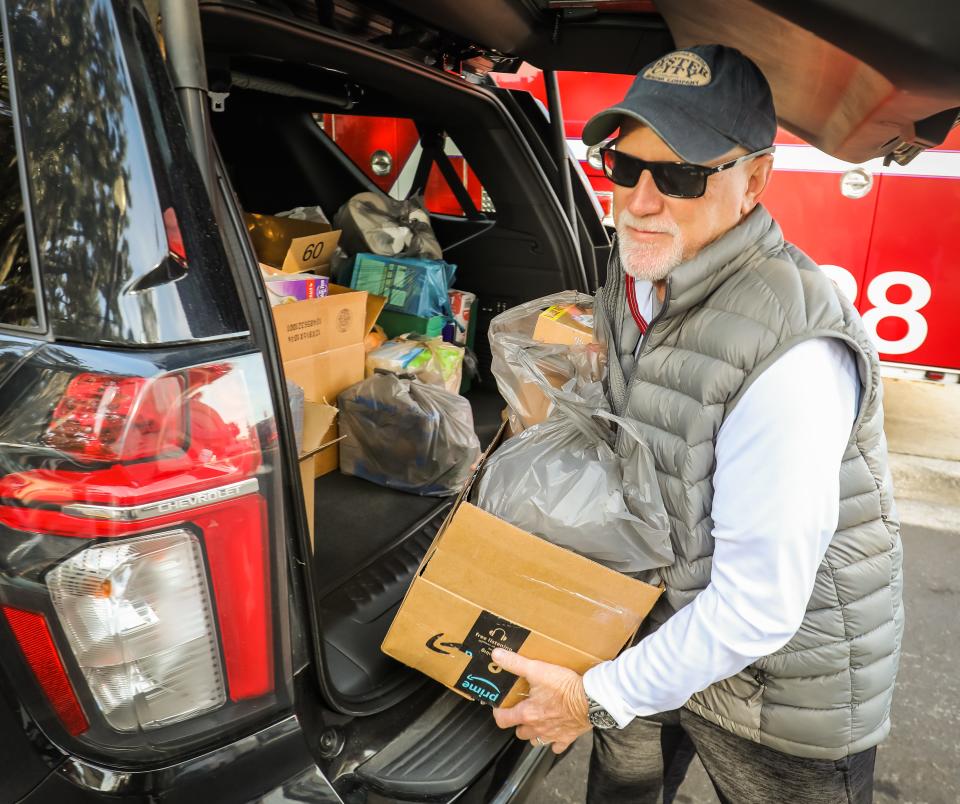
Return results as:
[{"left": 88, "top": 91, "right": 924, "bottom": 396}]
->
[
  {"left": 246, "top": 212, "right": 341, "bottom": 274},
  {"left": 297, "top": 402, "right": 338, "bottom": 548},
  {"left": 532, "top": 303, "right": 595, "bottom": 346},
  {"left": 274, "top": 285, "right": 386, "bottom": 479},
  {"left": 382, "top": 452, "right": 662, "bottom": 707},
  {"left": 271, "top": 284, "right": 380, "bottom": 364}
]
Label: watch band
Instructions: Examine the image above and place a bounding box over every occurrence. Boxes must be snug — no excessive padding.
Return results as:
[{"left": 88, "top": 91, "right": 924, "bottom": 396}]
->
[{"left": 586, "top": 696, "right": 618, "bottom": 730}]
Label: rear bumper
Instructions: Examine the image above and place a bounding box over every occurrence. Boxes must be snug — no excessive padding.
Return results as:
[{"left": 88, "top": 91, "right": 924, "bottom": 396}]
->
[
  {"left": 20, "top": 715, "right": 327, "bottom": 804},
  {"left": 17, "top": 714, "right": 553, "bottom": 804}
]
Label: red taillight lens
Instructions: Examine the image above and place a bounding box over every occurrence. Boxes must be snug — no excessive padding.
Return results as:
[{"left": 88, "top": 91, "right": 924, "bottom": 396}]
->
[
  {"left": 201, "top": 495, "right": 274, "bottom": 701},
  {"left": 3, "top": 606, "right": 89, "bottom": 736},
  {"left": 42, "top": 373, "right": 185, "bottom": 462},
  {"left": 0, "top": 353, "right": 286, "bottom": 748}
]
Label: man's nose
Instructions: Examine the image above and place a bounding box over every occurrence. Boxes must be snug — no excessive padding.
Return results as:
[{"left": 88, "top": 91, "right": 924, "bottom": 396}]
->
[{"left": 625, "top": 169, "right": 665, "bottom": 218}]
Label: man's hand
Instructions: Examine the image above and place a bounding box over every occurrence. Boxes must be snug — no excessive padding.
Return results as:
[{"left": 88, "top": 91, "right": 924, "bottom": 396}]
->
[{"left": 489, "top": 648, "right": 592, "bottom": 754}]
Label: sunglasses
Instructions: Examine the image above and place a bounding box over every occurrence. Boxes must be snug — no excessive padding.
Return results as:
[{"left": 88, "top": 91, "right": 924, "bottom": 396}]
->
[{"left": 599, "top": 144, "right": 775, "bottom": 199}]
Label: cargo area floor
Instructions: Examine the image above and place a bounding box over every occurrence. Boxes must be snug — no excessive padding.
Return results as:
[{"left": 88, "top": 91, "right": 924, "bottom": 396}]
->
[{"left": 310, "top": 383, "right": 503, "bottom": 705}]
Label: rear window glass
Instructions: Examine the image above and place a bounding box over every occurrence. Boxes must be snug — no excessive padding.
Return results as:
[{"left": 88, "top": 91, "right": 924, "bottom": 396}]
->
[
  {"left": 317, "top": 114, "right": 494, "bottom": 217},
  {"left": 0, "top": 31, "right": 38, "bottom": 330}
]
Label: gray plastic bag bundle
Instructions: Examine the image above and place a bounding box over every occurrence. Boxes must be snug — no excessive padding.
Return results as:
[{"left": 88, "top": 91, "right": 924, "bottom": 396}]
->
[
  {"left": 489, "top": 291, "right": 605, "bottom": 433},
  {"left": 474, "top": 352, "right": 673, "bottom": 574},
  {"left": 334, "top": 192, "right": 443, "bottom": 260},
  {"left": 338, "top": 371, "right": 480, "bottom": 496}
]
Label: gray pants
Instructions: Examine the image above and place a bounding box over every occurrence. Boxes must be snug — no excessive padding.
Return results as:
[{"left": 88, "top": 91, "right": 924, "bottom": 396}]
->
[{"left": 587, "top": 709, "right": 876, "bottom": 804}]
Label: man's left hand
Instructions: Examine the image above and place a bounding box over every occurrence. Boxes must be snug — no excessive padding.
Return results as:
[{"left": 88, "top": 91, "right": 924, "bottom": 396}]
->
[{"left": 489, "top": 647, "right": 592, "bottom": 754}]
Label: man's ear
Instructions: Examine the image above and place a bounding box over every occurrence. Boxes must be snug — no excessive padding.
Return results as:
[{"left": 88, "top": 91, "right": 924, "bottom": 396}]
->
[{"left": 741, "top": 154, "right": 774, "bottom": 215}]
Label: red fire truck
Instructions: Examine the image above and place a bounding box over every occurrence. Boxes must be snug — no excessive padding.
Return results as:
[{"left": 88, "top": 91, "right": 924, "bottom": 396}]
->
[{"left": 324, "top": 65, "right": 959, "bottom": 381}]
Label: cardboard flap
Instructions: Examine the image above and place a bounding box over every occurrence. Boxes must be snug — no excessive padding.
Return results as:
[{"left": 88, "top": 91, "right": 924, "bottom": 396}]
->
[
  {"left": 299, "top": 402, "right": 338, "bottom": 458},
  {"left": 424, "top": 503, "right": 662, "bottom": 657},
  {"left": 281, "top": 230, "right": 340, "bottom": 274},
  {"left": 328, "top": 283, "right": 387, "bottom": 335},
  {"left": 246, "top": 212, "right": 337, "bottom": 269},
  {"left": 365, "top": 291, "right": 388, "bottom": 335}
]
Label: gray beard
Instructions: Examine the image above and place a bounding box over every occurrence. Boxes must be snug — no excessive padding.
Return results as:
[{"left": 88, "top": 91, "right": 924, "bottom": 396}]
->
[{"left": 616, "top": 227, "right": 684, "bottom": 282}]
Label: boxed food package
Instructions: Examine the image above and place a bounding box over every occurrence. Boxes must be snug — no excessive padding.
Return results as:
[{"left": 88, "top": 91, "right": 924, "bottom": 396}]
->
[
  {"left": 350, "top": 252, "right": 455, "bottom": 318},
  {"left": 448, "top": 289, "right": 477, "bottom": 347},
  {"left": 246, "top": 212, "right": 341, "bottom": 274},
  {"left": 262, "top": 265, "right": 330, "bottom": 306},
  {"left": 532, "top": 303, "right": 595, "bottom": 346},
  {"left": 381, "top": 436, "right": 663, "bottom": 707}
]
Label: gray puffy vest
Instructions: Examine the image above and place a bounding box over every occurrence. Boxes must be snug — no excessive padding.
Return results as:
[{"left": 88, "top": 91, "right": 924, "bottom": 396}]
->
[{"left": 595, "top": 206, "right": 904, "bottom": 760}]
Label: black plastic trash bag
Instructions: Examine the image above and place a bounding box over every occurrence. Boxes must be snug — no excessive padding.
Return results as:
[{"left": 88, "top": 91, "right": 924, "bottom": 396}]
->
[
  {"left": 334, "top": 192, "right": 443, "bottom": 260},
  {"left": 338, "top": 372, "right": 480, "bottom": 496}
]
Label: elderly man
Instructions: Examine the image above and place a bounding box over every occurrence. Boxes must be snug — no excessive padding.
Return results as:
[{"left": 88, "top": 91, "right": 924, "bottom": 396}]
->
[{"left": 491, "top": 45, "right": 903, "bottom": 803}]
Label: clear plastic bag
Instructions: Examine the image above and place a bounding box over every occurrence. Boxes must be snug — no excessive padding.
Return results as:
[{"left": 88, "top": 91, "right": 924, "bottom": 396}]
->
[
  {"left": 474, "top": 351, "right": 673, "bottom": 574},
  {"left": 365, "top": 334, "right": 464, "bottom": 394},
  {"left": 489, "top": 292, "right": 605, "bottom": 432},
  {"left": 338, "top": 372, "right": 480, "bottom": 496},
  {"left": 334, "top": 192, "right": 443, "bottom": 260},
  {"left": 275, "top": 205, "right": 330, "bottom": 225}
]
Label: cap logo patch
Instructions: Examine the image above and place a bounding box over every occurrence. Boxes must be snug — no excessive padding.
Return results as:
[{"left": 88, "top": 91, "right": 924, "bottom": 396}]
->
[{"left": 643, "top": 51, "right": 712, "bottom": 86}]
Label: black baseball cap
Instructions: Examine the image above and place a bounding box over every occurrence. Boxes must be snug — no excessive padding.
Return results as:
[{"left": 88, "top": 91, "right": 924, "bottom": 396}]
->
[{"left": 582, "top": 45, "right": 777, "bottom": 164}]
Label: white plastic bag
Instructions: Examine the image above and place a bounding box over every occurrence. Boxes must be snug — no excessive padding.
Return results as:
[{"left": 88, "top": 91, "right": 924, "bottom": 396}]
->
[
  {"left": 275, "top": 205, "right": 330, "bottom": 225},
  {"left": 474, "top": 352, "right": 673, "bottom": 574}
]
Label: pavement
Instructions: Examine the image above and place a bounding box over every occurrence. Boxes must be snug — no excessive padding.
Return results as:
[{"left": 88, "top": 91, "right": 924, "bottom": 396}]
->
[
  {"left": 529, "top": 521, "right": 959, "bottom": 804},
  {"left": 527, "top": 377, "right": 960, "bottom": 804}
]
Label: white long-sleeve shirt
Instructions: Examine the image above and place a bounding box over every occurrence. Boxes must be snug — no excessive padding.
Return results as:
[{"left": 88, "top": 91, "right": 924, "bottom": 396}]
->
[{"left": 582, "top": 278, "right": 861, "bottom": 727}]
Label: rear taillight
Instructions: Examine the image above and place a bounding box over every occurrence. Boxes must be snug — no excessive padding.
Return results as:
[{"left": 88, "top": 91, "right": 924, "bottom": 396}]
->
[
  {"left": 42, "top": 373, "right": 185, "bottom": 462},
  {"left": 47, "top": 529, "right": 225, "bottom": 732},
  {"left": 0, "top": 349, "right": 290, "bottom": 758}
]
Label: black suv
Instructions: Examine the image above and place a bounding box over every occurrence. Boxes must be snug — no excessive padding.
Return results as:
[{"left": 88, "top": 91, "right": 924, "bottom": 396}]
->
[{"left": 0, "top": 1, "right": 956, "bottom": 802}]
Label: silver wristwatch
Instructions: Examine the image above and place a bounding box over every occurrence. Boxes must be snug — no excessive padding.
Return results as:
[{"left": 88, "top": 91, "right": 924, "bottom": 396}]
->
[{"left": 586, "top": 696, "right": 618, "bottom": 730}]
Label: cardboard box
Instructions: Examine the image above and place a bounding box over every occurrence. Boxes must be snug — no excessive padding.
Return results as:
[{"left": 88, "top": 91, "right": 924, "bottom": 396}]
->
[
  {"left": 382, "top": 441, "right": 662, "bottom": 708},
  {"left": 377, "top": 309, "right": 447, "bottom": 340},
  {"left": 271, "top": 285, "right": 376, "bottom": 364},
  {"left": 514, "top": 360, "right": 570, "bottom": 430},
  {"left": 297, "top": 402, "right": 338, "bottom": 548},
  {"left": 284, "top": 344, "right": 365, "bottom": 480},
  {"left": 283, "top": 344, "right": 365, "bottom": 405},
  {"left": 273, "top": 283, "right": 385, "bottom": 540},
  {"left": 299, "top": 457, "right": 316, "bottom": 545},
  {"left": 533, "top": 303, "right": 596, "bottom": 346},
  {"left": 246, "top": 213, "right": 341, "bottom": 274}
]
